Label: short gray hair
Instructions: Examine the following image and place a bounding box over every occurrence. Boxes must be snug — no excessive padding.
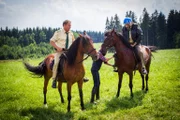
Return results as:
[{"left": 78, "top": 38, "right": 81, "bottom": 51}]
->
[{"left": 63, "top": 20, "right": 71, "bottom": 26}]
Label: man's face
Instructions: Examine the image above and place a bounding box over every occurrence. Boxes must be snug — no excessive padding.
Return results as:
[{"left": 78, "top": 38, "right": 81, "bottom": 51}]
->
[{"left": 64, "top": 22, "right": 71, "bottom": 32}]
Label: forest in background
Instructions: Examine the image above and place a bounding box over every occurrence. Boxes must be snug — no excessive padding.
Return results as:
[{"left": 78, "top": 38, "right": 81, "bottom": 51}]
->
[{"left": 0, "top": 8, "right": 180, "bottom": 60}]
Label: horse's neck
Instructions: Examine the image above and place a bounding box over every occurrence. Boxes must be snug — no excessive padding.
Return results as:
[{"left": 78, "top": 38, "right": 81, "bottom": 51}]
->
[
  {"left": 75, "top": 50, "right": 84, "bottom": 66},
  {"left": 114, "top": 39, "right": 129, "bottom": 54}
]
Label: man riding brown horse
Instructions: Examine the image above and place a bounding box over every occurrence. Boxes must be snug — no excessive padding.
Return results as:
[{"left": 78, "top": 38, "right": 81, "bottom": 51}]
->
[
  {"left": 114, "top": 17, "right": 147, "bottom": 74},
  {"left": 50, "top": 20, "right": 88, "bottom": 88}
]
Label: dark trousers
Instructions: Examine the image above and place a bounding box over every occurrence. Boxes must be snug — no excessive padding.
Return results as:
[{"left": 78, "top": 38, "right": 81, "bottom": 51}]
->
[{"left": 90, "top": 59, "right": 103, "bottom": 102}]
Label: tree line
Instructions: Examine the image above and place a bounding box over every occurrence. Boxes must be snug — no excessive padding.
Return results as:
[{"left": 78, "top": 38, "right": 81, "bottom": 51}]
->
[
  {"left": 0, "top": 27, "right": 104, "bottom": 59},
  {"left": 0, "top": 8, "right": 180, "bottom": 60},
  {"left": 105, "top": 9, "right": 180, "bottom": 49}
]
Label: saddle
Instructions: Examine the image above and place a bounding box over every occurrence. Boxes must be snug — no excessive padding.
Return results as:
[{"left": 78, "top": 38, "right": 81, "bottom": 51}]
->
[
  {"left": 50, "top": 52, "right": 68, "bottom": 82},
  {"left": 113, "top": 47, "right": 140, "bottom": 70}
]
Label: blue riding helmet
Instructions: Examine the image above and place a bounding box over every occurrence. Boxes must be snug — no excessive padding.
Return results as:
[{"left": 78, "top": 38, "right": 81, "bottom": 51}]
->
[{"left": 123, "top": 17, "right": 132, "bottom": 24}]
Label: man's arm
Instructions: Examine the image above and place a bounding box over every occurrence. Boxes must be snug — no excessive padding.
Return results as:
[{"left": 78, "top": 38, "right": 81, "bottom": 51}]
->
[{"left": 50, "top": 41, "right": 63, "bottom": 52}]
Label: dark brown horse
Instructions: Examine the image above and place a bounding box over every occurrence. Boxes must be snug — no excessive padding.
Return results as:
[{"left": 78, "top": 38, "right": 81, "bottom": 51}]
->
[
  {"left": 24, "top": 36, "right": 98, "bottom": 112},
  {"left": 102, "top": 29, "right": 152, "bottom": 98}
]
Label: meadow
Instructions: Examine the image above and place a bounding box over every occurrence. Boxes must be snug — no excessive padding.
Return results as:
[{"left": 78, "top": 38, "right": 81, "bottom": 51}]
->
[{"left": 0, "top": 44, "right": 180, "bottom": 120}]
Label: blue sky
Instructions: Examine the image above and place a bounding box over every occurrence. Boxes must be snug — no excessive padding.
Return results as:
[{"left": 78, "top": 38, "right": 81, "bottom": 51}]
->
[{"left": 0, "top": 0, "right": 179, "bottom": 32}]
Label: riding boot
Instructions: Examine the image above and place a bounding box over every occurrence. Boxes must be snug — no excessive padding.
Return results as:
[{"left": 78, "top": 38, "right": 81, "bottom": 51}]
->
[{"left": 83, "top": 77, "right": 89, "bottom": 82}]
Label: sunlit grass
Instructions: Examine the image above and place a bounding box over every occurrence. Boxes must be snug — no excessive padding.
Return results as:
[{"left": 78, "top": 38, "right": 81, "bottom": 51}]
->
[{"left": 0, "top": 48, "right": 180, "bottom": 120}]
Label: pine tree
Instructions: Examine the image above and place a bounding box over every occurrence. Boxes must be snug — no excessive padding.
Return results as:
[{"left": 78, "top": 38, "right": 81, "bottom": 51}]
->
[
  {"left": 157, "top": 12, "right": 167, "bottom": 48},
  {"left": 105, "top": 17, "right": 110, "bottom": 30},
  {"left": 114, "top": 14, "right": 122, "bottom": 32},
  {"left": 149, "top": 10, "right": 158, "bottom": 46},
  {"left": 140, "top": 8, "right": 150, "bottom": 45},
  {"left": 125, "top": 10, "right": 137, "bottom": 23},
  {"left": 109, "top": 16, "right": 114, "bottom": 29},
  {"left": 167, "top": 10, "right": 175, "bottom": 48}
]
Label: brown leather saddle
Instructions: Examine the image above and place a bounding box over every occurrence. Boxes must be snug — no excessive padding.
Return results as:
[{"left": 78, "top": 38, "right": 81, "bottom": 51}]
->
[{"left": 113, "top": 47, "right": 140, "bottom": 70}]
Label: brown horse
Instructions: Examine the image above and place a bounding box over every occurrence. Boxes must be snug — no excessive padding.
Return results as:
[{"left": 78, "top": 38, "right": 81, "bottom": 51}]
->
[
  {"left": 102, "top": 29, "right": 152, "bottom": 98},
  {"left": 24, "top": 36, "right": 98, "bottom": 112}
]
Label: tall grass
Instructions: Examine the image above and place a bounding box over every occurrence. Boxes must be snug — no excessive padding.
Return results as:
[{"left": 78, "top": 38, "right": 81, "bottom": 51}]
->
[{"left": 0, "top": 48, "right": 179, "bottom": 120}]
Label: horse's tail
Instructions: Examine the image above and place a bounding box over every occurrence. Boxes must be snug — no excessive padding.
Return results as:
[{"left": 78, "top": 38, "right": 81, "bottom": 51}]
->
[
  {"left": 147, "top": 46, "right": 158, "bottom": 52},
  {"left": 24, "top": 60, "right": 46, "bottom": 77}
]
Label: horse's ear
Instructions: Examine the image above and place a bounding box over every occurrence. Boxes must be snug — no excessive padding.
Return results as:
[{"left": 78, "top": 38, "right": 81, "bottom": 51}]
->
[
  {"left": 79, "top": 34, "right": 83, "bottom": 37},
  {"left": 111, "top": 28, "right": 116, "bottom": 36},
  {"left": 112, "top": 28, "right": 115, "bottom": 33}
]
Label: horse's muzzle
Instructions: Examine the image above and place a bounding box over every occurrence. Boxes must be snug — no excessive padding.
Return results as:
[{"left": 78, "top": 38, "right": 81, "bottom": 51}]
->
[{"left": 92, "top": 53, "right": 99, "bottom": 61}]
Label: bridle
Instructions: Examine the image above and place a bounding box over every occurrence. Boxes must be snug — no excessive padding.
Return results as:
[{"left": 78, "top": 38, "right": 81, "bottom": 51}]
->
[
  {"left": 77, "top": 48, "right": 96, "bottom": 64},
  {"left": 103, "top": 34, "right": 115, "bottom": 50}
]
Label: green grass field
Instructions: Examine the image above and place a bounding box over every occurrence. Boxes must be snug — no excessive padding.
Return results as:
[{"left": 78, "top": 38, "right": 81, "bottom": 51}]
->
[{"left": 0, "top": 46, "right": 180, "bottom": 120}]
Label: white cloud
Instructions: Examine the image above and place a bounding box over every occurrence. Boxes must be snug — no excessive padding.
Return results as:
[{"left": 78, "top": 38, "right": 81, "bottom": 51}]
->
[{"left": 0, "top": 0, "right": 179, "bottom": 31}]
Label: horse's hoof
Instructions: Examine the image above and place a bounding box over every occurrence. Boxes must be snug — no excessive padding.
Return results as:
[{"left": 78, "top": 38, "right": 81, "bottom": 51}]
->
[
  {"left": 43, "top": 104, "right": 48, "bottom": 108},
  {"left": 82, "top": 107, "right": 86, "bottom": 111},
  {"left": 131, "top": 94, "right": 134, "bottom": 98},
  {"left": 61, "top": 100, "right": 65, "bottom": 103}
]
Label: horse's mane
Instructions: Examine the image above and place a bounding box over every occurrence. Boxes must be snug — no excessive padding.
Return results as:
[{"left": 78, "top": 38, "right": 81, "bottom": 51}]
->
[
  {"left": 66, "top": 36, "right": 88, "bottom": 65},
  {"left": 115, "top": 32, "right": 132, "bottom": 49}
]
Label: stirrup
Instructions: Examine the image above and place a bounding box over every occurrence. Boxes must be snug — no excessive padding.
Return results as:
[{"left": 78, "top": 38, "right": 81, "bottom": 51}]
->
[
  {"left": 142, "top": 68, "right": 147, "bottom": 75},
  {"left": 52, "top": 79, "right": 57, "bottom": 88},
  {"left": 83, "top": 78, "right": 89, "bottom": 82}
]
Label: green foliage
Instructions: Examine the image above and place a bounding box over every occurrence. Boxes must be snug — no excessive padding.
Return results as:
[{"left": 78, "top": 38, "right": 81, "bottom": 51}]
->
[
  {"left": 174, "top": 32, "right": 180, "bottom": 48},
  {"left": 0, "top": 49, "right": 179, "bottom": 120},
  {"left": 0, "top": 43, "right": 53, "bottom": 59},
  {"left": 139, "top": 9, "right": 180, "bottom": 48},
  {"left": 0, "top": 28, "right": 104, "bottom": 60}
]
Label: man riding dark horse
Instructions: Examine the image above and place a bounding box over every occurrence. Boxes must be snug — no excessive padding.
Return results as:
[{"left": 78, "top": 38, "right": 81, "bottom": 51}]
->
[{"left": 114, "top": 17, "right": 147, "bottom": 74}]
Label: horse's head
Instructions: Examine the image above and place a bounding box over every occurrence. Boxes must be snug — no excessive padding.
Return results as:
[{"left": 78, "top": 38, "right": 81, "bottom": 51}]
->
[
  {"left": 80, "top": 35, "right": 98, "bottom": 61},
  {"left": 102, "top": 29, "right": 117, "bottom": 51}
]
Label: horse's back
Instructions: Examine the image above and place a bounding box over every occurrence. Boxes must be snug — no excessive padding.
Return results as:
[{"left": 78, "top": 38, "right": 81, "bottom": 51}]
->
[
  {"left": 44, "top": 54, "right": 55, "bottom": 72},
  {"left": 141, "top": 45, "right": 152, "bottom": 63}
]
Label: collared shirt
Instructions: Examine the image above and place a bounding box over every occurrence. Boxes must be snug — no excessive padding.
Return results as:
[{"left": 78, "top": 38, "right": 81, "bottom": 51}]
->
[{"left": 50, "top": 28, "right": 75, "bottom": 49}]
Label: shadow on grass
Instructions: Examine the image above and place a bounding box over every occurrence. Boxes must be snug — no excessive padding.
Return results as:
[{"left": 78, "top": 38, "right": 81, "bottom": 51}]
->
[
  {"left": 102, "top": 90, "right": 146, "bottom": 113},
  {"left": 20, "top": 106, "right": 74, "bottom": 120}
]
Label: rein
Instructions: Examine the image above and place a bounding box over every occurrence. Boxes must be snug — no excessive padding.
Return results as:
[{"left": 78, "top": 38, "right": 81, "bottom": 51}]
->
[{"left": 77, "top": 48, "right": 96, "bottom": 64}]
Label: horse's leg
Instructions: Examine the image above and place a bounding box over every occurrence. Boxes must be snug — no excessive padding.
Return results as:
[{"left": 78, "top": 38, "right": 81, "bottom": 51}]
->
[
  {"left": 145, "top": 64, "right": 150, "bottom": 92},
  {"left": 145, "top": 74, "right": 149, "bottom": 91},
  {"left": 141, "top": 73, "right": 145, "bottom": 90},
  {"left": 129, "top": 72, "right": 134, "bottom": 98},
  {"left": 78, "top": 80, "right": 85, "bottom": 110},
  {"left": 145, "top": 57, "right": 151, "bottom": 92},
  {"left": 43, "top": 75, "right": 50, "bottom": 107},
  {"left": 58, "top": 81, "right": 64, "bottom": 103},
  {"left": 116, "top": 72, "right": 123, "bottom": 98},
  {"left": 67, "top": 82, "right": 72, "bottom": 112}
]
